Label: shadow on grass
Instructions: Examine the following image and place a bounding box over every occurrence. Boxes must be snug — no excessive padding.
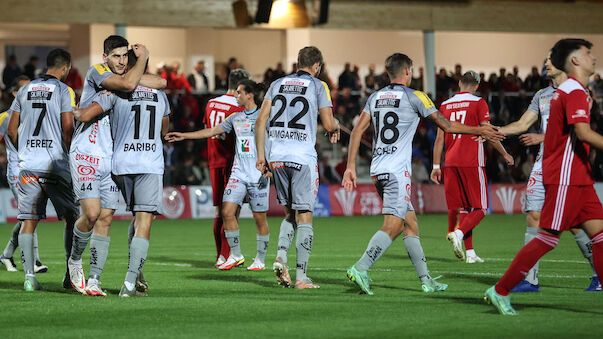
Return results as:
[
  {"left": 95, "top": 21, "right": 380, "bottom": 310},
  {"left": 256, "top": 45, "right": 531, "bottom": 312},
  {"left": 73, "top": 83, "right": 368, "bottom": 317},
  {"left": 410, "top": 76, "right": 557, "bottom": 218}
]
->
[{"left": 187, "top": 270, "right": 276, "bottom": 288}]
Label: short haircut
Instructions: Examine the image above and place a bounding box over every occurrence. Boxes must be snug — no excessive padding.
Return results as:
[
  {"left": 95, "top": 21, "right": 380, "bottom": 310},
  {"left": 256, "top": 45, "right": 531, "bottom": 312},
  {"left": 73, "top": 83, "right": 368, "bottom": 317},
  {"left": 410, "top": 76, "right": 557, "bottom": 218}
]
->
[
  {"left": 237, "top": 79, "right": 264, "bottom": 106},
  {"left": 460, "top": 70, "right": 480, "bottom": 86},
  {"left": 297, "top": 46, "right": 323, "bottom": 69},
  {"left": 228, "top": 68, "right": 251, "bottom": 90},
  {"left": 127, "top": 49, "right": 148, "bottom": 73},
  {"left": 104, "top": 35, "right": 129, "bottom": 55},
  {"left": 9, "top": 75, "right": 30, "bottom": 95},
  {"left": 46, "top": 49, "right": 71, "bottom": 69},
  {"left": 550, "top": 38, "right": 593, "bottom": 72},
  {"left": 385, "top": 53, "right": 413, "bottom": 79}
]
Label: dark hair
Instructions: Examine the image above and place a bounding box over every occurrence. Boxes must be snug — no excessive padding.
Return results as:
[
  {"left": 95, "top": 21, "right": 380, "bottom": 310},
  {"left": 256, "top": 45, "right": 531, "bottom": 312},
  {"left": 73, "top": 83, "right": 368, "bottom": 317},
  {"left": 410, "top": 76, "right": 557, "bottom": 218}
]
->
[
  {"left": 9, "top": 75, "right": 30, "bottom": 98},
  {"left": 460, "top": 70, "right": 480, "bottom": 86},
  {"left": 228, "top": 68, "right": 251, "bottom": 90},
  {"left": 297, "top": 46, "right": 323, "bottom": 69},
  {"left": 46, "top": 48, "right": 71, "bottom": 69},
  {"left": 237, "top": 79, "right": 264, "bottom": 106},
  {"left": 550, "top": 38, "right": 593, "bottom": 72},
  {"left": 385, "top": 53, "right": 413, "bottom": 79},
  {"left": 104, "top": 35, "right": 129, "bottom": 55},
  {"left": 127, "top": 49, "right": 148, "bottom": 73}
]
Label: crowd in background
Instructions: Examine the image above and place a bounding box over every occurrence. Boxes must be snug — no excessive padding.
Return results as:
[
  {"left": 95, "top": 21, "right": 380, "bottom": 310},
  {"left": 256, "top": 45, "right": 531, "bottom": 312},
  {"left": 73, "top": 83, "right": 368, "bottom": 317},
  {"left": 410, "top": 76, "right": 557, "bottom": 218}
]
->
[{"left": 2, "top": 54, "right": 603, "bottom": 189}]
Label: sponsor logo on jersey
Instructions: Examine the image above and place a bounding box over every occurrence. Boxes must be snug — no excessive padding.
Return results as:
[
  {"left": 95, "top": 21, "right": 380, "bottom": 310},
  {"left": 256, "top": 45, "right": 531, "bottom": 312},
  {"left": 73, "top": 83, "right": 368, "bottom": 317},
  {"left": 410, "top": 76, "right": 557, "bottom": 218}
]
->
[
  {"left": 88, "top": 121, "right": 98, "bottom": 144},
  {"left": 27, "top": 85, "right": 54, "bottom": 100},
  {"left": 405, "top": 183, "right": 412, "bottom": 202},
  {"left": 209, "top": 102, "right": 233, "bottom": 111},
  {"left": 572, "top": 109, "right": 589, "bottom": 119},
  {"left": 77, "top": 176, "right": 96, "bottom": 182},
  {"left": 129, "top": 90, "right": 158, "bottom": 102},
  {"left": 279, "top": 79, "right": 310, "bottom": 95},
  {"left": 75, "top": 153, "right": 100, "bottom": 166},
  {"left": 334, "top": 188, "right": 357, "bottom": 216},
  {"left": 269, "top": 161, "right": 302, "bottom": 171},
  {"left": 527, "top": 176, "right": 536, "bottom": 188},
  {"left": 77, "top": 165, "right": 96, "bottom": 176},
  {"left": 20, "top": 175, "right": 38, "bottom": 184},
  {"left": 495, "top": 187, "right": 517, "bottom": 214},
  {"left": 376, "top": 98, "right": 400, "bottom": 108},
  {"left": 372, "top": 173, "right": 390, "bottom": 181}
]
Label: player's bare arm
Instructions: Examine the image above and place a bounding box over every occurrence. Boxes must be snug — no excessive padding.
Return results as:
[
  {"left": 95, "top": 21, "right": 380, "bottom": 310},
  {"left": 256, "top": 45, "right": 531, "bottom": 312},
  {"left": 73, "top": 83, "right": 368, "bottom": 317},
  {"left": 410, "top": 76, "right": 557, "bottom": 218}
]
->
[
  {"left": 430, "top": 128, "right": 444, "bottom": 184},
  {"left": 73, "top": 102, "right": 105, "bottom": 122},
  {"left": 573, "top": 122, "right": 603, "bottom": 150},
  {"left": 428, "top": 110, "right": 504, "bottom": 142},
  {"left": 61, "top": 111, "right": 74, "bottom": 151},
  {"left": 139, "top": 74, "right": 167, "bottom": 90},
  {"left": 499, "top": 110, "right": 539, "bottom": 136},
  {"left": 165, "top": 125, "right": 225, "bottom": 143},
  {"left": 254, "top": 98, "right": 271, "bottom": 174},
  {"left": 7, "top": 110, "right": 19, "bottom": 147},
  {"left": 318, "top": 106, "right": 340, "bottom": 143},
  {"left": 342, "top": 112, "right": 370, "bottom": 192},
  {"left": 101, "top": 44, "right": 150, "bottom": 92},
  {"left": 519, "top": 133, "right": 545, "bottom": 146},
  {"left": 161, "top": 115, "right": 170, "bottom": 137},
  {"left": 480, "top": 121, "right": 514, "bottom": 166}
]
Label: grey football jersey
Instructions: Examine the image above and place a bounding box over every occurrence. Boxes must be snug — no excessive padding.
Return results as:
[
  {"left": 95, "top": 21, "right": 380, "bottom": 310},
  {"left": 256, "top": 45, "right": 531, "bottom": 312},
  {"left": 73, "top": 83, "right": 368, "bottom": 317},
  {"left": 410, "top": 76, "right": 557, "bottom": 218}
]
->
[
  {"left": 0, "top": 109, "right": 17, "bottom": 167},
  {"left": 72, "top": 64, "right": 114, "bottom": 157},
  {"left": 363, "top": 84, "right": 437, "bottom": 176},
  {"left": 264, "top": 71, "right": 332, "bottom": 163},
  {"left": 9, "top": 75, "right": 75, "bottom": 176},
  {"left": 527, "top": 85, "right": 555, "bottom": 173},
  {"left": 94, "top": 86, "right": 170, "bottom": 175}
]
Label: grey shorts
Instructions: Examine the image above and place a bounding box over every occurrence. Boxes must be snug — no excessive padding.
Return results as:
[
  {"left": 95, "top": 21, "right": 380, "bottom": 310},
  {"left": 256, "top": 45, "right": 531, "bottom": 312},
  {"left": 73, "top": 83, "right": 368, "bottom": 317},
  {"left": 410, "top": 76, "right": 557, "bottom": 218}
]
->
[
  {"left": 524, "top": 171, "right": 544, "bottom": 212},
  {"left": 113, "top": 173, "right": 163, "bottom": 215},
  {"left": 270, "top": 161, "right": 318, "bottom": 212},
  {"left": 17, "top": 170, "right": 78, "bottom": 221},
  {"left": 223, "top": 174, "right": 270, "bottom": 212},
  {"left": 70, "top": 152, "right": 119, "bottom": 210},
  {"left": 373, "top": 172, "right": 412, "bottom": 219}
]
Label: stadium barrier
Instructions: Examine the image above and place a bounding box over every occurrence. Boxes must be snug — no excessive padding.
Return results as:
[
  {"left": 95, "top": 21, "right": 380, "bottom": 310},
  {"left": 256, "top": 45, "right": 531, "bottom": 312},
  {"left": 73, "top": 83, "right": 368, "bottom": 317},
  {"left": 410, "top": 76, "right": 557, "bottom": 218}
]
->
[{"left": 2, "top": 183, "right": 603, "bottom": 223}]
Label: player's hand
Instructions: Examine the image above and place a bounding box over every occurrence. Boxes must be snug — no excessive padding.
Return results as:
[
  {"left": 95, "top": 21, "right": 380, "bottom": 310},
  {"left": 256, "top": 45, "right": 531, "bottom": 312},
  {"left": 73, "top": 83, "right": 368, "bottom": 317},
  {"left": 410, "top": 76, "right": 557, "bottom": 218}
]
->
[
  {"left": 328, "top": 119, "right": 341, "bottom": 143},
  {"left": 72, "top": 107, "right": 82, "bottom": 121},
  {"left": 164, "top": 132, "right": 185, "bottom": 142},
  {"left": 479, "top": 125, "right": 504, "bottom": 142},
  {"left": 519, "top": 133, "right": 544, "bottom": 146},
  {"left": 342, "top": 168, "right": 357, "bottom": 192},
  {"left": 430, "top": 168, "right": 442, "bottom": 184},
  {"left": 256, "top": 158, "right": 268, "bottom": 176},
  {"left": 471, "top": 136, "right": 485, "bottom": 143},
  {"left": 503, "top": 153, "right": 515, "bottom": 166},
  {"left": 132, "top": 44, "right": 149, "bottom": 60}
]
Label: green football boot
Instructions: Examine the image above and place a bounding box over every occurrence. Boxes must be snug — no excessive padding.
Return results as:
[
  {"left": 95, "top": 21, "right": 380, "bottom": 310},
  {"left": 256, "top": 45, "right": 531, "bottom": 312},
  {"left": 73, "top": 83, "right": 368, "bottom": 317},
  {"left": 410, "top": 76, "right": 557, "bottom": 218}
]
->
[
  {"left": 421, "top": 276, "right": 448, "bottom": 293},
  {"left": 346, "top": 266, "right": 374, "bottom": 295},
  {"left": 484, "top": 286, "right": 517, "bottom": 315},
  {"left": 24, "top": 275, "right": 42, "bottom": 292}
]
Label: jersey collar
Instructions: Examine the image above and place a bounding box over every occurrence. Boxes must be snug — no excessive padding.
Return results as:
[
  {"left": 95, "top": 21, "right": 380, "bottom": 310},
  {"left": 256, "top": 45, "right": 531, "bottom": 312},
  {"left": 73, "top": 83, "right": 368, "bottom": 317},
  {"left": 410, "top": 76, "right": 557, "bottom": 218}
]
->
[
  {"left": 244, "top": 107, "right": 258, "bottom": 115},
  {"left": 568, "top": 76, "right": 587, "bottom": 90},
  {"left": 296, "top": 70, "right": 311, "bottom": 77}
]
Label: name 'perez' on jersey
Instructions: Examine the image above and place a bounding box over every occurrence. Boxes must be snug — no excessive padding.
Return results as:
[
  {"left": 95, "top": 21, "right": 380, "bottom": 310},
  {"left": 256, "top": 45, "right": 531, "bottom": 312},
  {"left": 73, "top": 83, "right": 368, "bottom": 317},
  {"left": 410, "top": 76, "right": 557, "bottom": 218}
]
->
[
  {"left": 93, "top": 86, "right": 170, "bottom": 175},
  {"left": 364, "top": 84, "right": 437, "bottom": 176}
]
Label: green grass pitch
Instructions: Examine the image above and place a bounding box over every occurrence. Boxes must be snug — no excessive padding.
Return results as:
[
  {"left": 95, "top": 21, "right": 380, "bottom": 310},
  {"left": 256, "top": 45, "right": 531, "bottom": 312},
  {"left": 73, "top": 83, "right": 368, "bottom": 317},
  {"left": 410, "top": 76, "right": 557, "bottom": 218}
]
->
[{"left": 0, "top": 214, "right": 601, "bottom": 338}]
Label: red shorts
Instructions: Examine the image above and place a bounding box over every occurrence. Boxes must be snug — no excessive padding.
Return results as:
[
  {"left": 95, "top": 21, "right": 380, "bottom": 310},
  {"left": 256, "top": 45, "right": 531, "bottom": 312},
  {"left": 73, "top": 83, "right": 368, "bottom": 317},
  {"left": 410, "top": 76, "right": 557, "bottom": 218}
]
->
[
  {"left": 209, "top": 166, "right": 232, "bottom": 206},
  {"left": 540, "top": 184, "right": 603, "bottom": 231},
  {"left": 443, "top": 166, "right": 489, "bottom": 210}
]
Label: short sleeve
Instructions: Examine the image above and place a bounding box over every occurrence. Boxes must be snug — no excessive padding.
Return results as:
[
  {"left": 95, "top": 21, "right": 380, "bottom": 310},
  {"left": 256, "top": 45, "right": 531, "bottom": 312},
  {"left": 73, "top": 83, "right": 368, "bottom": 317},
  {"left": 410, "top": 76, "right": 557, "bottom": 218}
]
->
[
  {"left": 160, "top": 91, "right": 171, "bottom": 117},
  {"left": 9, "top": 93, "right": 21, "bottom": 113},
  {"left": 264, "top": 81, "right": 277, "bottom": 101},
  {"left": 219, "top": 113, "right": 235, "bottom": 133},
  {"left": 317, "top": 80, "right": 333, "bottom": 109},
  {"left": 409, "top": 90, "right": 437, "bottom": 118},
  {"left": 91, "top": 64, "right": 114, "bottom": 88},
  {"left": 527, "top": 89, "right": 542, "bottom": 113},
  {"left": 478, "top": 98, "right": 490, "bottom": 122},
  {"left": 92, "top": 91, "right": 117, "bottom": 112},
  {"left": 0, "top": 111, "right": 9, "bottom": 135},
  {"left": 61, "top": 86, "right": 75, "bottom": 113},
  {"left": 362, "top": 92, "right": 375, "bottom": 116},
  {"left": 565, "top": 90, "right": 590, "bottom": 125}
]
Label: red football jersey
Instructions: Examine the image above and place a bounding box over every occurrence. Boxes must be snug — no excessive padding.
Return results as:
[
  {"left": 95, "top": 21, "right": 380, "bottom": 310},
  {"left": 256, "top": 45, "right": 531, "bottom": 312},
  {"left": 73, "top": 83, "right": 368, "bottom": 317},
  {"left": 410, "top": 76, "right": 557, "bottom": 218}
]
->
[
  {"left": 543, "top": 77, "right": 593, "bottom": 186},
  {"left": 203, "top": 94, "right": 243, "bottom": 169},
  {"left": 439, "top": 92, "right": 490, "bottom": 167}
]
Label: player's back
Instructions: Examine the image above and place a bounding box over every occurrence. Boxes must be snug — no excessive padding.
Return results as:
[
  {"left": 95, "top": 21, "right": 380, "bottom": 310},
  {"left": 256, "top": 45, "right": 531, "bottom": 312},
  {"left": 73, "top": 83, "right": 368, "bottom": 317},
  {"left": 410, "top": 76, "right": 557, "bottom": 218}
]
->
[
  {"left": 204, "top": 94, "right": 241, "bottom": 169},
  {"left": 95, "top": 86, "right": 170, "bottom": 175},
  {"left": 11, "top": 75, "right": 74, "bottom": 176},
  {"left": 440, "top": 92, "right": 490, "bottom": 167},
  {"left": 265, "top": 71, "right": 332, "bottom": 163},
  {"left": 365, "top": 84, "right": 437, "bottom": 176}
]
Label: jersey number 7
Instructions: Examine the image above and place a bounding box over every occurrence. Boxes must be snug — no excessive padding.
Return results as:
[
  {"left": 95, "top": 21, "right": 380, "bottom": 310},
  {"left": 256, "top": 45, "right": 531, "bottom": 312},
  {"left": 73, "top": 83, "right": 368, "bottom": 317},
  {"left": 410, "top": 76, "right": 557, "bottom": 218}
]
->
[{"left": 32, "top": 102, "right": 47, "bottom": 136}]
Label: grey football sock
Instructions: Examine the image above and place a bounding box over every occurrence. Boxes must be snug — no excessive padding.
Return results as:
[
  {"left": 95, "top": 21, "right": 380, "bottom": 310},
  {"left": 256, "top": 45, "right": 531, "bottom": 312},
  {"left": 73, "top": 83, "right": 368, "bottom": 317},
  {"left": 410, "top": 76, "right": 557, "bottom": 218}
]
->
[
  {"left": 33, "top": 231, "right": 40, "bottom": 262},
  {"left": 125, "top": 237, "right": 149, "bottom": 287},
  {"left": 19, "top": 233, "right": 34, "bottom": 276},
  {"left": 295, "top": 223, "right": 313, "bottom": 282},
  {"left": 225, "top": 230, "right": 242, "bottom": 258},
  {"left": 89, "top": 234, "right": 110, "bottom": 280},
  {"left": 276, "top": 219, "right": 296, "bottom": 264},
  {"left": 354, "top": 230, "right": 392, "bottom": 272},
  {"left": 2, "top": 222, "right": 21, "bottom": 258},
  {"left": 574, "top": 230, "right": 596, "bottom": 277},
  {"left": 403, "top": 235, "right": 431, "bottom": 283},
  {"left": 256, "top": 234, "right": 270, "bottom": 263},
  {"left": 524, "top": 227, "right": 539, "bottom": 285},
  {"left": 64, "top": 226, "right": 73, "bottom": 264},
  {"left": 70, "top": 225, "right": 92, "bottom": 261},
  {"left": 128, "top": 219, "right": 135, "bottom": 246}
]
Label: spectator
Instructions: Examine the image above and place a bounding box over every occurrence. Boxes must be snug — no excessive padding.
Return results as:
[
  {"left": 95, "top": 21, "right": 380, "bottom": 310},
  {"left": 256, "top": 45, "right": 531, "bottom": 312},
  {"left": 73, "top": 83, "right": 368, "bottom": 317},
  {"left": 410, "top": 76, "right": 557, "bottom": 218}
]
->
[
  {"left": 188, "top": 60, "right": 209, "bottom": 92},
  {"left": 226, "top": 57, "right": 238, "bottom": 76},
  {"left": 512, "top": 65, "right": 523, "bottom": 88},
  {"left": 163, "top": 142, "right": 179, "bottom": 185},
  {"left": 317, "top": 63, "right": 334, "bottom": 90},
  {"left": 521, "top": 153, "right": 535, "bottom": 181},
  {"left": 338, "top": 62, "right": 355, "bottom": 89},
  {"left": 65, "top": 67, "right": 83, "bottom": 101},
  {"left": 335, "top": 153, "right": 347, "bottom": 179},
  {"left": 2, "top": 55, "right": 22, "bottom": 89},
  {"left": 436, "top": 68, "right": 453, "bottom": 100},
  {"left": 23, "top": 56, "right": 39, "bottom": 80},
  {"left": 501, "top": 74, "right": 520, "bottom": 93},
  {"left": 375, "top": 66, "right": 390, "bottom": 89},
  {"left": 290, "top": 62, "right": 298, "bottom": 74},
  {"left": 523, "top": 66, "right": 543, "bottom": 92},
  {"left": 263, "top": 68, "right": 275, "bottom": 87},
  {"left": 477, "top": 72, "right": 491, "bottom": 96},
  {"left": 411, "top": 157, "right": 429, "bottom": 184},
  {"left": 488, "top": 72, "right": 499, "bottom": 91},
  {"left": 319, "top": 156, "right": 341, "bottom": 184},
  {"left": 273, "top": 62, "right": 286, "bottom": 79},
  {"left": 365, "top": 64, "right": 377, "bottom": 95},
  {"left": 410, "top": 67, "right": 424, "bottom": 91},
  {"left": 589, "top": 73, "right": 603, "bottom": 101},
  {"left": 215, "top": 65, "right": 228, "bottom": 91},
  {"left": 164, "top": 61, "right": 192, "bottom": 93},
  {"left": 352, "top": 64, "right": 361, "bottom": 91},
  {"left": 174, "top": 156, "right": 202, "bottom": 185}
]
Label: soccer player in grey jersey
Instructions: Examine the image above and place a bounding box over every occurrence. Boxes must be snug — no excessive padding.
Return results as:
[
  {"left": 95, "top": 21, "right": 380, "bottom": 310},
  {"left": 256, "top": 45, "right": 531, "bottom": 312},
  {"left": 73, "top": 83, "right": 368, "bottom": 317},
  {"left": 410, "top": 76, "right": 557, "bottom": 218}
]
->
[
  {"left": 342, "top": 53, "right": 503, "bottom": 295},
  {"left": 7, "top": 49, "right": 79, "bottom": 291},
  {"left": 500, "top": 53, "right": 600, "bottom": 292},
  {"left": 166, "top": 80, "right": 271, "bottom": 271},
  {"left": 68, "top": 36, "right": 166, "bottom": 296},
  {"left": 255, "top": 46, "right": 341, "bottom": 289}
]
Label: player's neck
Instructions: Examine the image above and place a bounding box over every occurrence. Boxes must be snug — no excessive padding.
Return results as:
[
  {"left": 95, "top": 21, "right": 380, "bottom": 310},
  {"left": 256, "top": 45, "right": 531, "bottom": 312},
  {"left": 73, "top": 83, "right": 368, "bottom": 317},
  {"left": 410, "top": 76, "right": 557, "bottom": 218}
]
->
[
  {"left": 45, "top": 70, "right": 61, "bottom": 80},
  {"left": 244, "top": 103, "right": 257, "bottom": 112},
  {"left": 390, "top": 77, "right": 409, "bottom": 86},
  {"left": 299, "top": 67, "right": 315, "bottom": 77},
  {"left": 226, "top": 89, "right": 237, "bottom": 96},
  {"left": 551, "top": 74, "right": 568, "bottom": 88},
  {"left": 568, "top": 70, "right": 590, "bottom": 88}
]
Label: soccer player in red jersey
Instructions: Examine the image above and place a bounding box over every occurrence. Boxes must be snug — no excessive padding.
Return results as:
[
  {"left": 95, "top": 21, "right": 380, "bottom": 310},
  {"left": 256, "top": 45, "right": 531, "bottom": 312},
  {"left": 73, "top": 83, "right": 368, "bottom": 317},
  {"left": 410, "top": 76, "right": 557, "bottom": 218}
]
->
[
  {"left": 204, "top": 69, "right": 251, "bottom": 267},
  {"left": 431, "top": 71, "right": 513, "bottom": 262},
  {"left": 485, "top": 38, "right": 603, "bottom": 315}
]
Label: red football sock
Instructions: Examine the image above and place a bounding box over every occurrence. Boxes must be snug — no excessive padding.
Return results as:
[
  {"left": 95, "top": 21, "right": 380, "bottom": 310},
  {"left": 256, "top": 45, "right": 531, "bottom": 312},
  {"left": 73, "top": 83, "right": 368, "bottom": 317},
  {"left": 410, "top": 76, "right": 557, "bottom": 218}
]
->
[
  {"left": 448, "top": 209, "right": 458, "bottom": 233},
  {"left": 458, "top": 209, "right": 485, "bottom": 235},
  {"left": 220, "top": 223, "right": 230, "bottom": 258},
  {"left": 591, "top": 231, "right": 603, "bottom": 279},
  {"left": 464, "top": 230, "right": 474, "bottom": 250},
  {"left": 213, "top": 216, "right": 222, "bottom": 258},
  {"left": 495, "top": 233, "right": 558, "bottom": 296}
]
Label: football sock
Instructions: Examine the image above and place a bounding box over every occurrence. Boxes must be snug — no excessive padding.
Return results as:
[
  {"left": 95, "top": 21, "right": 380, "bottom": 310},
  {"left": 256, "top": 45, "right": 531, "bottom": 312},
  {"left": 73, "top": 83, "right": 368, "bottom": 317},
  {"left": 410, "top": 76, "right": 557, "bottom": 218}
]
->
[
  {"left": 573, "top": 230, "right": 596, "bottom": 276},
  {"left": 523, "top": 227, "right": 539, "bottom": 285},
  {"left": 463, "top": 230, "right": 474, "bottom": 251},
  {"left": 213, "top": 216, "right": 222, "bottom": 257},
  {"left": 276, "top": 219, "right": 297, "bottom": 264},
  {"left": 19, "top": 233, "right": 34, "bottom": 276},
  {"left": 403, "top": 235, "right": 431, "bottom": 283},
  {"left": 590, "top": 231, "right": 603, "bottom": 279},
  {"left": 70, "top": 225, "right": 92, "bottom": 261},
  {"left": 447, "top": 209, "right": 458, "bottom": 233},
  {"left": 89, "top": 234, "right": 110, "bottom": 280},
  {"left": 355, "top": 230, "right": 392, "bottom": 272},
  {"left": 495, "top": 233, "right": 558, "bottom": 296},
  {"left": 2, "top": 222, "right": 21, "bottom": 258},
  {"left": 295, "top": 223, "right": 314, "bottom": 281},
  {"left": 225, "top": 230, "right": 242, "bottom": 258},
  {"left": 458, "top": 209, "right": 485, "bottom": 235},
  {"left": 63, "top": 225, "right": 73, "bottom": 264},
  {"left": 256, "top": 234, "right": 270, "bottom": 263},
  {"left": 466, "top": 249, "right": 476, "bottom": 257},
  {"left": 33, "top": 231, "right": 40, "bottom": 262},
  {"left": 125, "top": 237, "right": 149, "bottom": 288}
]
